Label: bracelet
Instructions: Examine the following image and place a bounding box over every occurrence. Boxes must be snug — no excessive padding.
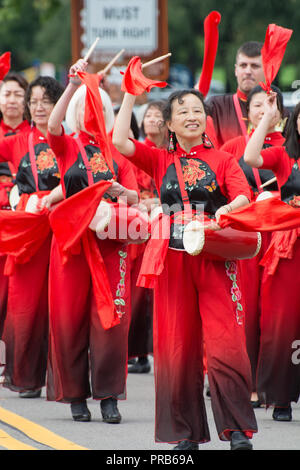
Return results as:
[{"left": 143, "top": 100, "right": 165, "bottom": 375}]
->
[
  {"left": 227, "top": 203, "right": 233, "bottom": 212},
  {"left": 68, "top": 74, "right": 81, "bottom": 86}
]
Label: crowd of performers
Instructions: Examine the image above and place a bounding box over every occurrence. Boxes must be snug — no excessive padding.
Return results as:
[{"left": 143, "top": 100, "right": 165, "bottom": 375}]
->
[{"left": 0, "top": 15, "right": 300, "bottom": 451}]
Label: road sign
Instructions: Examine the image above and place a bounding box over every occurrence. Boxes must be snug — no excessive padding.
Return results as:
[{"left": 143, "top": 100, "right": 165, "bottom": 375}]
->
[{"left": 71, "top": 0, "right": 169, "bottom": 79}]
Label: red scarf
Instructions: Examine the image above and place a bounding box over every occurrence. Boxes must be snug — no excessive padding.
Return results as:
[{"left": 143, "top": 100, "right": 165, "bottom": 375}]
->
[
  {"left": 198, "top": 11, "right": 221, "bottom": 97},
  {"left": 0, "top": 52, "right": 10, "bottom": 80},
  {"left": 77, "top": 71, "right": 115, "bottom": 175},
  {"left": 121, "top": 56, "right": 167, "bottom": 95},
  {"left": 49, "top": 179, "right": 120, "bottom": 330},
  {"left": 259, "top": 24, "right": 293, "bottom": 93},
  {"left": 0, "top": 192, "right": 51, "bottom": 275}
]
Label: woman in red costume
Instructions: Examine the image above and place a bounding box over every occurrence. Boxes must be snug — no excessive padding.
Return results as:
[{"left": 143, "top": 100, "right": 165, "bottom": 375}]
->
[
  {"left": 0, "top": 76, "right": 64, "bottom": 398},
  {"left": 46, "top": 59, "right": 139, "bottom": 424},
  {"left": 221, "top": 85, "right": 285, "bottom": 407},
  {"left": 128, "top": 100, "right": 166, "bottom": 374},
  {"left": 244, "top": 92, "right": 300, "bottom": 422},
  {"left": 112, "top": 57, "right": 258, "bottom": 450},
  {"left": 0, "top": 72, "right": 30, "bottom": 338}
]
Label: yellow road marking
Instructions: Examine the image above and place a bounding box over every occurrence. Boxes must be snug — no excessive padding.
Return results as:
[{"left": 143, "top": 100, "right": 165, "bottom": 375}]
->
[
  {"left": 0, "top": 407, "right": 88, "bottom": 450},
  {"left": 0, "top": 428, "right": 37, "bottom": 450}
]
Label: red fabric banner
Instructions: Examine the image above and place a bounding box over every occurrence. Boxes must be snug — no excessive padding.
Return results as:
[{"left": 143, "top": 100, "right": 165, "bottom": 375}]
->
[
  {"left": 219, "top": 198, "right": 300, "bottom": 232},
  {"left": 259, "top": 24, "right": 293, "bottom": 93},
  {"left": 0, "top": 52, "right": 11, "bottom": 80},
  {"left": 121, "top": 56, "right": 167, "bottom": 96},
  {"left": 77, "top": 71, "right": 115, "bottom": 175},
  {"left": 198, "top": 11, "right": 221, "bottom": 98},
  {"left": 0, "top": 209, "right": 50, "bottom": 273},
  {"left": 49, "top": 179, "right": 120, "bottom": 330}
]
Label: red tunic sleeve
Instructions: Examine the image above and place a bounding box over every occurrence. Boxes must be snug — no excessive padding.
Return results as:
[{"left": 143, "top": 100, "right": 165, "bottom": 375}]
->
[
  {"left": 220, "top": 151, "right": 251, "bottom": 202},
  {"left": 260, "top": 146, "right": 291, "bottom": 188},
  {"left": 127, "top": 138, "right": 166, "bottom": 181},
  {"left": 0, "top": 132, "right": 27, "bottom": 169},
  {"left": 109, "top": 143, "right": 139, "bottom": 193},
  {"left": 220, "top": 136, "right": 247, "bottom": 160}
]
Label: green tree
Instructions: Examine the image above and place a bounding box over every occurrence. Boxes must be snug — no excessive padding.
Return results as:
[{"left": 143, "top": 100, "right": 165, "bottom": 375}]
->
[
  {"left": 0, "top": 0, "right": 69, "bottom": 72},
  {"left": 168, "top": 0, "right": 300, "bottom": 91}
]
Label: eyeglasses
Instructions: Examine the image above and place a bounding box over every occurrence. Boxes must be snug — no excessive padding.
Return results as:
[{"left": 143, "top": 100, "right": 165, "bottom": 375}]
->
[{"left": 28, "top": 99, "right": 53, "bottom": 108}]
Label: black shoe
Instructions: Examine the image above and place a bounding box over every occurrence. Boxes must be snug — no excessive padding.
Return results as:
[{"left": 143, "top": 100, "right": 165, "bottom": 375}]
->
[
  {"left": 70, "top": 401, "right": 91, "bottom": 422},
  {"left": 128, "top": 357, "right": 151, "bottom": 374},
  {"left": 251, "top": 399, "right": 261, "bottom": 409},
  {"left": 173, "top": 440, "right": 199, "bottom": 451},
  {"left": 230, "top": 431, "right": 253, "bottom": 450},
  {"left": 100, "top": 398, "right": 122, "bottom": 423},
  {"left": 19, "top": 389, "right": 42, "bottom": 398},
  {"left": 128, "top": 358, "right": 136, "bottom": 366},
  {"left": 272, "top": 404, "right": 292, "bottom": 422}
]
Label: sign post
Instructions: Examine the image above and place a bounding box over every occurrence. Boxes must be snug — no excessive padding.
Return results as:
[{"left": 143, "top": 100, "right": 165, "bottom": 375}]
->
[{"left": 71, "top": 0, "right": 169, "bottom": 80}]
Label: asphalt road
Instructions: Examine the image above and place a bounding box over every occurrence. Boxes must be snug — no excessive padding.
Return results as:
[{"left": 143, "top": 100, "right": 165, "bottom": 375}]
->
[{"left": 0, "top": 359, "right": 300, "bottom": 452}]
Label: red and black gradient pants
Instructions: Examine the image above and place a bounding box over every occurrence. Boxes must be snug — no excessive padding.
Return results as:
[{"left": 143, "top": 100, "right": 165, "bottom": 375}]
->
[
  {"left": 2, "top": 234, "right": 51, "bottom": 391},
  {"left": 238, "top": 232, "right": 272, "bottom": 392},
  {"left": 153, "top": 249, "right": 257, "bottom": 444},
  {"left": 256, "top": 238, "right": 300, "bottom": 406},
  {"left": 128, "top": 248, "right": 153, "bottom": 359},
  {"left": 47, "top": 236, "right": 130, "bottom": 403},
  {"left": 0, "top": 255, "right": 9, "bottom": 339}
]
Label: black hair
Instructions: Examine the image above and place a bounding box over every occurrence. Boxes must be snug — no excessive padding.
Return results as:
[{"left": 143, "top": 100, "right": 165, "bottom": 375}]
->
[
  {"left": 284, "top": 102, "right": 300, "bottom": 161},
  {"left": 0, "top": 72, "right": 30, "bottom": 122},
  {"left": 130, "top": 110, "right": 140, "bottom": 140},
  {"left": 25, "top": 76, "right": 64, "bottom": 107},
  {"left": 246, "top": 84, "right": 284, "bottom": 118},
  {"left": 114, "top": 106, "right": 140, "bottom": 140},
  {"left": 236, "top": 41, "right": 263, "bottom": 62},
  {"left": 140, "top": 100, "right": 166, "bottom": 138},
  {"left": 162, "top": 89, "right": 207, "bottom": 151}
]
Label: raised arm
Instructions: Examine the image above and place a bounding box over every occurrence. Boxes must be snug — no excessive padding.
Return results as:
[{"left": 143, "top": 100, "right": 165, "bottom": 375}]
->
[
  {"left": 244, "top": 90, "right": 278, "bottom": 168},
  {"left": 112, "top": 93, "right": 137, "bottom": 156},
  {"left": 48, "top": 59, "right": 88, "bottom": 136}
]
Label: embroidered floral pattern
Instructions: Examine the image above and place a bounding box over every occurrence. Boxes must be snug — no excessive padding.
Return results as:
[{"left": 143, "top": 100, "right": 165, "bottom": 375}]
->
[
  {"left": 0, "top": 175, "right": 12, "bottom": 183},
  {"left": 89, "top": 152, "right": 110, "bottom": 175},
  {"left": 288, "top": 195, "right": 300, "bottom": 208},
  {"left": 36, "top": 148, "right": 56, "bottom": 172},
  {"left": 225, "top": 260, "right": 244, "bottom": 325},
  {"left": 114, "top": 249, "right": 127, "bottom": 319},
  {"left": 182, "top": 160, "right": 206, "bottom": 188}
]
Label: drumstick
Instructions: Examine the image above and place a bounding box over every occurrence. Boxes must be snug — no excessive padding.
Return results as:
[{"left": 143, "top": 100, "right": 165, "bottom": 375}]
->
[
  {"left": 259, "top": 176, "right": 277, "bottom": 188},
  {"left": 100, "top": 49, "right": 125, "bottom": 75},
  {"left": 141, "top": 53, "right": 171, "bottom": 69},
  {"left": 83, "top": 37, "right": 100, "bottom": 61}
]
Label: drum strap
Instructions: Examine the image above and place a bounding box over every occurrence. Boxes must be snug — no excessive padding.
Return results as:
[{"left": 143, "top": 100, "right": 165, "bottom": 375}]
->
[
  {"left": 174, "top": 156, "right": 193, "bottom": 216},
  {"left": 28, "top": 131, "right": 39, "bottom": 191},
  {"left": 75, "top": 137, "right": 94, "bottom": 187},
  {"left": 233, "top": 93, "right": 248, "bottom": 138}
]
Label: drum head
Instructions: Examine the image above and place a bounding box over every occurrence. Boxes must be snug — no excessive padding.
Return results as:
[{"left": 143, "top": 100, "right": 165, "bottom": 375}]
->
[
  {"left": 89, "top": 200, "right": 112, "bottom": 231},
  {"left": 149, "top": 205, "right": 163, "bottom": 222},
  {"left": 9, "top": 184, "right": 20, "bottom": 210},
  {"left": 256, "top": 191, "right": 273, "bottom": 201},
  {"left": 183, "top": 220, "right": 205, "bottom": 256},
  {"left": 25, "top": 194, "right": 39, "bottom": 213}
]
